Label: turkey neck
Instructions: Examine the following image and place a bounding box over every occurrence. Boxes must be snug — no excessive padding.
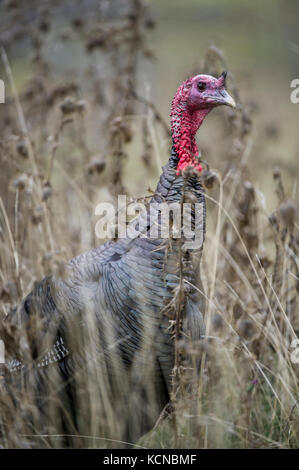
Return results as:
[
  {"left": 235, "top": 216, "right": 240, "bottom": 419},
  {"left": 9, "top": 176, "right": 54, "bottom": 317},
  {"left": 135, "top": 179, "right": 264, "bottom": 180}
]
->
[
  {"left": 154, "top": 99, "right": 210, "bottom": 202},
  {"left": 170, "top": 89, "right": 211, "bottom": 175}
]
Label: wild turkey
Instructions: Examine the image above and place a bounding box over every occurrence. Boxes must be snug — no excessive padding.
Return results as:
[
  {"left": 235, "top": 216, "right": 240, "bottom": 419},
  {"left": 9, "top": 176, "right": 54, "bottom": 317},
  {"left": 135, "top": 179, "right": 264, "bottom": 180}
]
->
[{"left": 1, "top": 72, "right": 235, "bottom": 447}]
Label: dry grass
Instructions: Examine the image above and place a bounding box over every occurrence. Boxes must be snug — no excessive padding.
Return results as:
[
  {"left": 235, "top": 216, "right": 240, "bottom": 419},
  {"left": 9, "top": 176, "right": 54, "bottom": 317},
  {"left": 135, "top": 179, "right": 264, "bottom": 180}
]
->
[{"left": 0, "top": 0, "right": 298, "bottom": 449}]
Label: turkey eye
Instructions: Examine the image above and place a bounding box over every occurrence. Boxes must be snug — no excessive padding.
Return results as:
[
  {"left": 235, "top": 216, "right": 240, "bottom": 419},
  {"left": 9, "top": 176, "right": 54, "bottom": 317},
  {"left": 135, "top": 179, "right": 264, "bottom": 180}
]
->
[{"left": 197, "top": 82, "right": 206, "bottom": 92}]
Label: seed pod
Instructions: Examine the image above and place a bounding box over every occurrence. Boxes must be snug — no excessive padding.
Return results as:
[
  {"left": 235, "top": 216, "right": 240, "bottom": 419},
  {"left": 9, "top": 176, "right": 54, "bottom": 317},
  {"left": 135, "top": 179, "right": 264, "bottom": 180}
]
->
[
  {"left": 87, "top": 155, "right": 106, "bottom": 174},
  {"left": 279, "top": 200, "right": 296, "bottom": 228},
  {"left": 0, "top": 280, "right": 18, "bottom": 302},
  {"left": 244, "top": 180, "right": 254, "bottom": 194},
  {"left": 86, "top": 37, "right": 106, "bottom": 53},
  {"left": 184, "top": 191, "right": 197, "bottom": 204},
  {"left": 144, "top": 18, "right": 155, "bottom": 29},
  {"left": 230, "top": 138, "right": 244, "bottom": 158},
  {"left": 42, "top": 182, "right": 52, "bottom": 202},
  {"left": 142, "top": 48, "right": 156, "bottom": 60},
  {"left": 201, "top": 169, "right": 217, "bottom": 189},
  {"left": 268, "top": 212, "right": 278, "bottom": 227},
  {"left": 238, "top": 319, "right": 255, "bottom": 340},
  {"left": 233, "top": 303, "right": 244, "bottom": 320},
  {"left": 121, "top": 122, "right": 133, "bottom": 143},
  {"left": 31, "top": 207, "right": 43, "bottom": 225},
  {"left": 243, "top": 227, "right": 258, "bottom": 248},
  {"left": 72, "top": 17, "right": 83, "bottom": 30},
  {"left": 76, "top": 100, "right": 87, "bottom": 113},
  {"left": 13, "top": 174, "right": 28, "bottom": 190},
  {"left": 212, "top": 313, "right": 224, "bottom": 331},
  {"left": 273, "top": 167, "right": 281, "bottom": 179},
  {"left": 257, "top": 255, "right": 271, "bottom": 269},
  {"left": 141, "top": 150, "right": 152, "bottom": 167},
  {"left": 265, "top": 123, "right": 279, "bottom": 139}
]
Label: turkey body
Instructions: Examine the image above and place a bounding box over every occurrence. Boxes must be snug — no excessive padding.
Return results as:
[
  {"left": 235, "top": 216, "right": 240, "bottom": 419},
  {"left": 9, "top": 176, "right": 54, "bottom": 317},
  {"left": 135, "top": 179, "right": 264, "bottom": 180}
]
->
[{"left": 3, "top": 146, "right": 206, "bottom": 447}]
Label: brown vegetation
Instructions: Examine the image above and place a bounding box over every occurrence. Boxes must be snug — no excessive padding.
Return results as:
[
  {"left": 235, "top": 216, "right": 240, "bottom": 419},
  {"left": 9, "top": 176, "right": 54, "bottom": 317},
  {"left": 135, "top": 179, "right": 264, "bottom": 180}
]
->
[{"left": 0, "top": 0, "right": 298, "bottom": 448}]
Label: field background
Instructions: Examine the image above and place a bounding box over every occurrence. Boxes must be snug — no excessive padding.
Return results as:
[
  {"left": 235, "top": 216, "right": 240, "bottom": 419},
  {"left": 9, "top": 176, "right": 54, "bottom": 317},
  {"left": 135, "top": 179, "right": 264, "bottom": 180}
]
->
[{"left": 0, "top": 0, "right": 298, "bottom": 449}]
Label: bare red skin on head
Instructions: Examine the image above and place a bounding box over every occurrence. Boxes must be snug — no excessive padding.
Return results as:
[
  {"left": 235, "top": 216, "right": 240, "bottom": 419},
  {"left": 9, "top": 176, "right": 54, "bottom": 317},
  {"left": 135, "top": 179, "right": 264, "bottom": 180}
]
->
[{"left": 171, "top": 75, "right": 224, "bottom": 175}]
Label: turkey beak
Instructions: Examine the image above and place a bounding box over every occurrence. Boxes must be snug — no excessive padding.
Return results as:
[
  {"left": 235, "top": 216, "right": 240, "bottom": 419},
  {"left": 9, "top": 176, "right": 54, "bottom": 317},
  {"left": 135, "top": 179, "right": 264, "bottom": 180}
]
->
[{"left": 217, "top": 88, "right": 236, "bottom": 108}]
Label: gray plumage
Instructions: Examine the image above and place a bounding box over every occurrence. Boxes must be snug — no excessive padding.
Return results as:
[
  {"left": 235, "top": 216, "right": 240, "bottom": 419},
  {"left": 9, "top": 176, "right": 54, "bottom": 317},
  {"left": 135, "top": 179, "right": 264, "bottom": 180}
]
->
[{"left": 3, "top": 145, "right": 206, "bottom": 445}]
